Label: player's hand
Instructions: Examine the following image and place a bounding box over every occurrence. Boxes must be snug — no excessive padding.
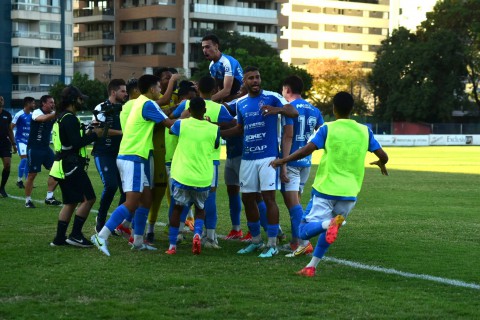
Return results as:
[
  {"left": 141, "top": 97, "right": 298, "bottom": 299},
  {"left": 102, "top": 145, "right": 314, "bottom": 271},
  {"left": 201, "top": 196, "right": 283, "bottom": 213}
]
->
[
  {"left": 260, "top": 105, "right": 277, "bottom": 116},
  {"left": 12, "top": 145, "right": 17, "bottom": 154},
  {"left": 269, "top": 158, "right": 283, "bottom": 168},
  {"left": 280, "top": 165, "right": 290, "bottom": 183},
  {"left": 170, "top": 73, "right": 181, "bottom": 83},
  {"left": 370, "top": 161, "right": 389, "bottom": 176}
]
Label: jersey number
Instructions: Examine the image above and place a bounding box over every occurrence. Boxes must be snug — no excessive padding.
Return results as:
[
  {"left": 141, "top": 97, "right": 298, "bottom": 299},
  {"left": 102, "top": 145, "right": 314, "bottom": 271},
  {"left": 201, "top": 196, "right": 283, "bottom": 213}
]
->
[{"left": 295, "top": 115, "right": 317, "bottom": 141}]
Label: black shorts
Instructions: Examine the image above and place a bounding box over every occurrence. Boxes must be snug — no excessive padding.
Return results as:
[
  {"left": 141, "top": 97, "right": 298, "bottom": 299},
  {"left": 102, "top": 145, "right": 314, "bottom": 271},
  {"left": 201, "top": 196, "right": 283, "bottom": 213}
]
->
[
  {"left": 0, "top": 146, "right": 12, "bottom": 158},
  {"left": 28, "top": 146, "right": 54, "bottom": 172},
  {"left": 57, "top": 169, "right": 96, "bottom": 205}
]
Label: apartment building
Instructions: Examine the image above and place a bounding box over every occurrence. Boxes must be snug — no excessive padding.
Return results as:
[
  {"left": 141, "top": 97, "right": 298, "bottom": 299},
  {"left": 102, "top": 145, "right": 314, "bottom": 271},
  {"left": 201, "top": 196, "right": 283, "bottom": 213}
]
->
[
  {"left": 0, "top": 0, "right": 74, "bottom": 107},
  {"left": 73, "top": 0, "right": 279, "bottom": 80},
  {"left": 279, "top": 0, "right": 438, "bottom": 69}
]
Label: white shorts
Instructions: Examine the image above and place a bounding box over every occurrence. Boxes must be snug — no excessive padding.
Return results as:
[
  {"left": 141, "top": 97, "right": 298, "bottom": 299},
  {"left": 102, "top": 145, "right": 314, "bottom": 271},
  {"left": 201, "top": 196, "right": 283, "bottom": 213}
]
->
[
  {"left": 304, "top": 195, "right": 356, "bottom": 223},
  {"left": 282, "top": 166, "right": 311, "bottom": 193},
  {"left": 211, "top": 163, "right": 219, "bottom": 188},
  {"left": 117, "top": 158, "right": 150, "bottom": 193},
  {"left": 224, "top": 156, "right": 241, "bottom": 186},
  {"left": 16, "top": 142, "right": 27, "bottom": 156},
  {"left": 172, "top": 183, "right": 209, "bottom": 209},
  {"left": 165, "top": 164, "right": 172, "bottom": 192},
  {"left": 239, "top": 157, "right": 279, "bottom": 193}
]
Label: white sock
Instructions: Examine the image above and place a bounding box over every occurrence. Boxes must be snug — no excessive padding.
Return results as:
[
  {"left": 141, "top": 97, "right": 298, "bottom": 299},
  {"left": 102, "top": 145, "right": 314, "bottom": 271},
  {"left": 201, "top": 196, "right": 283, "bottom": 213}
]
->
[
  {"left": 232, "top": 225, "right": 240, "bottom": 231},
  {"left": 322, "top": 219, "right": 331, "bottom": 230},
  {"left": 267, "top": 237, "right": 277, "bottom": 247},
  {"left": 300, "top": 239, "right": 310, "bottom": 247},
  {"left": 206, "top": 229, "right": 215, "bottom": 240},
  {"left": 25, "top": 196, "right": 31, "bottom": 202},
  {"left": 98, "top": 227, "right": 112, "bottom": 240},
  {"left": 133, "top": 234, "right": 143, "bottom": 246},
  {"left": 169, "top": 244, "right": 176, "bottom": 250},
  {"left": 179, "top": 222, "right": 185, "bottom": 231},
  {"left": 17, "top": 178, "right": 22, "bottom": 182},
  {"left": 252, "top": 234, "right": 262, "bottom": 244},
  {"left": 306, "top": 256, "right": 321, "bottom": 268},
  {"left": 46, "top": 191, "right": 54, "bottom": 199},
  {"left": 122, "top": 220, "right": 131, "bottom": 228}
]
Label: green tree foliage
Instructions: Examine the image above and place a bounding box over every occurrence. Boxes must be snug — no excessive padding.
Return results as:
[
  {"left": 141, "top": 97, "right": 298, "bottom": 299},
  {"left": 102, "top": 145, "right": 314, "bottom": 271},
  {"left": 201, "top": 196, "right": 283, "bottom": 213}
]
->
[
  {"left": 369, "top": 27, "right": 468, "bottom": 122},
  {"left": 49, "top": 72, "right": 108, "bottom": 111},
  {"left": 192, "top": 31, "right": 312, "bottom": 96},
  {"left": 419, "top": 0, "right": 480, "bottom": 110}
]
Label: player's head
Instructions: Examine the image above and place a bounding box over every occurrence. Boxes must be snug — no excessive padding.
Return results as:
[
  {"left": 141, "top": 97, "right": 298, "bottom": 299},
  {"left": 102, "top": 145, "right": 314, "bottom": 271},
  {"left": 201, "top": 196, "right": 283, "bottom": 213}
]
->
[
  {"left": 282, "top": 75, "right": 303, "bottom": 99},
  {"left": 177, "top": 80, "right": 197, "bottom": 101},
  {"left": 108, "top": 79, "right": 127, "bottom": 103},
  {"left": 23, "top": 96, "right": 36, "bottom": 112},
  {"left": 138, "top": 74, "right": 161, "bottom": 98},
  {"left": 243, "top": 66, "right": 261, "bottom": 95},
  {"left": 154, "top": 67, "right": 173, "bottom": 92},
  {"left": 333, "top": 91, "right": 354, "bottom": 118},
  {"left": 58, "top": 86, "right": 88, "bottom": 113},
  {"left": 198, "top": 75, "right": 216, "bottom": 96},
  {"left": 189, "top": 96, "right": 206, "bottom": 120},
  {"left": 40, "top": 94, "right": 55, "bottom": 113},
  {"left": 201, "top": 34, "right": 220, "bottom": 62},
  {"left": 126, "top": 78, "right": 140, "bottom": 100}
]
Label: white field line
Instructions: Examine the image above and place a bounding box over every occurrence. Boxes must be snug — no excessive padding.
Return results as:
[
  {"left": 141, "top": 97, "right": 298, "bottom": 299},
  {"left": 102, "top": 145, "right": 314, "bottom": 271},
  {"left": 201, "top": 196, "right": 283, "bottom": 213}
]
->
[{"left": 7, "top": 195, "right": 480, "bottom": 290}]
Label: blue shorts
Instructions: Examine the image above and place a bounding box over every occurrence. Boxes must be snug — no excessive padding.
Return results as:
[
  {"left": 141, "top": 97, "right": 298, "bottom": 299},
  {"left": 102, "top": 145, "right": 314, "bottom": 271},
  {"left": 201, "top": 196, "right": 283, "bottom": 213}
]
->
[{"left": 27, "top": 146, "right": 54, "bottom": 173}]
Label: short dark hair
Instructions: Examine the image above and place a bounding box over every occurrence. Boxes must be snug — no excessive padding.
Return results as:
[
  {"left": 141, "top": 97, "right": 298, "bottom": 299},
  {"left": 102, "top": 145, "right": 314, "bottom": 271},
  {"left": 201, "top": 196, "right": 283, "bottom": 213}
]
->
[
  {"left": 333, "top": 91, "right": 354, "bottom": 116},
  {"left": 40, "top": 95, "right": 53, "bottom": 104},
  {"left": 23, "top": 96, "right": 35, "bottom": 106},
  {"left": 126, "top": 78, "right": 138, "bottom": 95},
  {"left": 198, "top": 75, "right": 216, "bottom": 94},
  {"left": 108, "top": 79, "right": 126, "bottom": 93},
  {"left": 177, "top": 81, "right": 197, "bottom": 98},
  {"left": 282, "top": 75, "right": 303, "bottom": 94},
  {"left": 58, "top": 86, "right": 87, "bottom": 112},
  {"left": 153, "top": 67, "right": 171, "bottom": 79},
  {"left": 189, "top": 97, "right": 206, "bottom": 114},
  {"left": 168, "top": 67, "right": 178, "bottom": 74},
  {"left": 202, "top": 34, "right": 219, "bottom": 46},
  {"left": 138, "top": 74, "right": 160, "bottom": 94},
  {"left": 243, "top": 66, "right": 259, "bottom": 74}
]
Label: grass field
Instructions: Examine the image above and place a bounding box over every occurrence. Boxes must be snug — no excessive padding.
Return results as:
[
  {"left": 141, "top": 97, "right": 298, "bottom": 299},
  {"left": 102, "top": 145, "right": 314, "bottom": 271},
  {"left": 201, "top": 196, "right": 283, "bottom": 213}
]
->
[{"left": 1, "top": 146, "right": 479, "bottom": 319}]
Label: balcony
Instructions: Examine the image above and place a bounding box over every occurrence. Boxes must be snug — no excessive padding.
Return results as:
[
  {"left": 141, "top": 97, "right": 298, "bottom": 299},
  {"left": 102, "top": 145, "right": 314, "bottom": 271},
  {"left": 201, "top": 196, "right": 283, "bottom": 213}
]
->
[
  {"left": 13, "top": 57, "right": 61, "bottom": 66},
  {"left": 73, "top": 30, "right": 115, "bottom": 47},
  {"left": 238, "top": 31, "right": 278, "bottom": 47},
  {"left": 74, "top": 7, "right": 115, "bottom": 23},
  {"left": 74, "top": 55, "right": 114, "bottom": 62},
  {"left": 190, "top": 4, "right": 278, "bottom": 25},
  {"left": 12, "top": 57, "right": 62, "bottom": 74},
  {"left": 11, "top": 2, "right": 61, "bottom": 14},
  {"left": 12, "top": 31, "right": 61, "bottom": 41}
]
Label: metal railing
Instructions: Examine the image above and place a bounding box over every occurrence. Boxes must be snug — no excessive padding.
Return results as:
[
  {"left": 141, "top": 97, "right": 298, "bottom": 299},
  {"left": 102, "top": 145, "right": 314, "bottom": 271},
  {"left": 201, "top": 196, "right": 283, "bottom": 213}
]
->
[
  {"left": 11, "top": 2, "right": 61, "bottom": 14},
  {"left": 12, "top": 57, "right": 61, "bottom": 66},
  {"left": 12, "top": 84, "right": 51, "bottom": 92},
  {"left": 73, "top": 31, "right": 114, "bottom": 41},
  {"left": 73, "top": 7, "right": 114, "bottom": 18},
  {"left": 12, "top": 31, "right": 61, "bottom": 41},
  {"left": 73, "top": 55, "right": 114, "bottom": 62}
]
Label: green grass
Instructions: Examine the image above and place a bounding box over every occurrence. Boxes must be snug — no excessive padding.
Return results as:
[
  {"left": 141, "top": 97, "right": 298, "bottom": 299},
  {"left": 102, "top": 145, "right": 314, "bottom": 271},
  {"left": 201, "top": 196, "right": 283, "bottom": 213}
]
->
[{"left": 1, "top": 146, "right": 479, "bottom": 319}]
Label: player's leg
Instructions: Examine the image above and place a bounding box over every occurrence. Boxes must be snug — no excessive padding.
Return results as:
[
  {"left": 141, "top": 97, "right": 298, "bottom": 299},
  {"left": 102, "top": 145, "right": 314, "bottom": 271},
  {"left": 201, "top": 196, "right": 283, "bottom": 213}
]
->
[
  {"left": 224, "top": 156, "right": 243, "bottom": 239},
  {"left": 94, "top": 155, "right": 120, "bottom": 232},
  {"left": 204, "top": 163, "right": 219, "bottom": 248},
  {"left": 0, "top": 150, "right": 12, "bottom": 197},
  {"left": 24, "top": 147, "right": 38, "bottom": 206},
  {"left": 16, "top": 143, "right": 27, "bottom": 188},
  {"left": 147, "top": 145, "right": 167, "bottom": 243},
  {"left": 43, "top": 148, "right": 60, "bottom": 205}
]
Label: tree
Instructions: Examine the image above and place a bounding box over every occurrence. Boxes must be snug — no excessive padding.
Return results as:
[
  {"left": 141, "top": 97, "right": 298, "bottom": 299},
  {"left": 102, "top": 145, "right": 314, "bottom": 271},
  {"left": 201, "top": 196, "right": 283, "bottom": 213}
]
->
[
  {"left": 419, "top": 0, "right": 480, "bottom": 111},
  {"left": 49, "top": 72, "right": 108, "bottom": 111},
  {"left": 369, "top": 27, "right": 468, "bottom": 122},
  {"left": 192, "top": 31, "right": 312, "bottom": 96},
  {"left": 307, "top": 58, "right": 368, "bottom": 116}
]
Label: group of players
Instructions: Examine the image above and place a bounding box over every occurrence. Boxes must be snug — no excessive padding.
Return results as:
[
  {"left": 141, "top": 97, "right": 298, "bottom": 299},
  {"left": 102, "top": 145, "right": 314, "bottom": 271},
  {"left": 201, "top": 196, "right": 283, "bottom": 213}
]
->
[{"left": 0, "top": 34, "right": 389, "bottom": 277}]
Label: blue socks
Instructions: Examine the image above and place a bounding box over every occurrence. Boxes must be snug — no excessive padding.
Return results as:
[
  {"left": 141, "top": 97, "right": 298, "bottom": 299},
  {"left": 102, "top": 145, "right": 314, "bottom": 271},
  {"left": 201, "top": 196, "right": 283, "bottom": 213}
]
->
[
  {"left": 247, "top": 220, "right": 261, "bottom": 238},
  {"left": 267, "top": 223, "right": 279, "bottom": 238},
  {"left": 169, "top": 226, "right": 179, "bottom": 246},
  {"left": 194, "top": 218, "right": 204, "bottom": 236},
  {"left": 18, "top": 158, "right": 28, "bottom": 179},
  {"left": 257, "top": 200, "right": 267, "bottom": 231},
  {"left": 289, "top": 204, "right": 303, "bottom": 239},
  {"left": 204, "top": 191, "right": 217, "bottom": 229},
  {"left": 133, "top": 207, "right": 149, "bottom": 236},
  {"left": 312, "top": 233, "right": 330, "bottom": 259},
  {"left": 299, "top": 221, "right": 325, "bottom": 240},
  {"left": 105, "top": 204, "right": 131, "bottom": 232},
  {"left": 229, "top": 193, "right": 242, "bottom": 226}
]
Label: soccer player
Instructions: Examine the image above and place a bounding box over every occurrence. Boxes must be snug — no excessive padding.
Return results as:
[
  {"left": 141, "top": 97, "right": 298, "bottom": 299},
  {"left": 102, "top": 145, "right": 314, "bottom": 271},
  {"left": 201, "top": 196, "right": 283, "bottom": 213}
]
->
[
  {"left": 49, "top": 86, "right": 105, "bottom": 247},
  {"left": 11, "top": 96, "right": 35, "bottom": 189},
  {"left": 166, "top": 96, "right": 220, "bottom": 255},
  {"left": 92, "top": 79, "right": 127, "bottom": 233},
  {"left": 221, "top": 66, "right": 299, "bottom": 258},
  {"left": 202, "top": 34, "right": 243, "bottom": 102},
  {"left": 91, "top": 74, "right": 173, "bottom": 256},
  {"left": 270, "top": 91, "right": 389, "bottom": 277},
  {"left": 145, "top": 68, "right": 180, "bottom": 244},
  {"left": 0, "top": 96, "right": 17, "bottom": 198},
  {"left": 24, "top": 95, "right": 61, "bottom": 208},
  {"left": 279, "top": 75, "right": 324, "bottom": 257},
  {"left": 175, "top": 75, "right": 235, "bottom": 248}
]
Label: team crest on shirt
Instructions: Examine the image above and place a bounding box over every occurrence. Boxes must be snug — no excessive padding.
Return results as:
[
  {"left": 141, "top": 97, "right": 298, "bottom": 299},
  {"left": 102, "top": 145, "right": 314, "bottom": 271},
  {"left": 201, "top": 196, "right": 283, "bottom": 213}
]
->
[{"left": 258, "top": 100, "right": 265, "bottom": 109}]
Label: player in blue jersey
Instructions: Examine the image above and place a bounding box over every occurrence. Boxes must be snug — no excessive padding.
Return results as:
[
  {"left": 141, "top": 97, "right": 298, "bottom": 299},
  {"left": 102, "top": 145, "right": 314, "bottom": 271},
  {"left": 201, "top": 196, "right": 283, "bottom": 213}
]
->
[
  {"left": 202, "top": 34, "right": 244, "bottom": 102},
  {"left": 92, "top": 79, "right": 128, "bottom": 233},
  {"left": 25, "top": 95, "right": 61, "bottom": 208},
  {"left": 11, "top": 96, "right": 35, "bottom": 189},
  {"left": 221, "top": 66, "right": 299, "bottom": 258},
  {"left": 0, "top": 96, "right": 17, "bottom": 198},
  {"left": 279, "top": 75, "right": 324, "bottom": 257},
  {"left": 271, "top": 91, "right": 389, "bottom": 277},
  {"left": 92, "top": 74, "right": 174, "bottom": 256}
]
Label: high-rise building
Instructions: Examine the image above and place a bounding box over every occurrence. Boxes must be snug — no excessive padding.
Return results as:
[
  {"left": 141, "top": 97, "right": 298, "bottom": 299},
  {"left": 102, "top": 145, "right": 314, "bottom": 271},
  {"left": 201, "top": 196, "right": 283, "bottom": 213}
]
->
[
  {"left": 73, "top": 0, "right": 280, "bottom": 80},
  {"left": 0, "top": 1, "right": 74, "bottom": 108}
]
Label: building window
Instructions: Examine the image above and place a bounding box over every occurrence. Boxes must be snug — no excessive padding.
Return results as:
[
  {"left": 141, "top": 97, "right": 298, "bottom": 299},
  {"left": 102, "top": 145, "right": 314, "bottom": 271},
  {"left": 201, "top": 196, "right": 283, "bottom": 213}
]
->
[
  {"left": 171, "top": 18, "right": 176, "bottom": 29},
  {"left": 325, "top": 25, "right": 338, "bottom": 32},
  {"left": 345, "top": 26, "right": 363, "bottom": 34},
  {"left": 65, "top": 50, "right": 72, "bottom": 63}
]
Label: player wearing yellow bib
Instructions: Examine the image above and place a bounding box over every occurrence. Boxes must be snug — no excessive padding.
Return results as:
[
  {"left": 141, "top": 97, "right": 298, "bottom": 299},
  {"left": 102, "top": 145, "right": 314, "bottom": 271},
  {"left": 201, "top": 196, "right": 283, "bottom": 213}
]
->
[
  {"left": 92, "top": 74, "right": 173, "bottom": 256},
  {"left": 271, "top": 92, "right": 389, "bottom": 276},
  {"left": 145, "top": 68, "right": 181, "bottom": 244},
  {"left": 166, "top": 97, "right": 220, "bottom": 255}
]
